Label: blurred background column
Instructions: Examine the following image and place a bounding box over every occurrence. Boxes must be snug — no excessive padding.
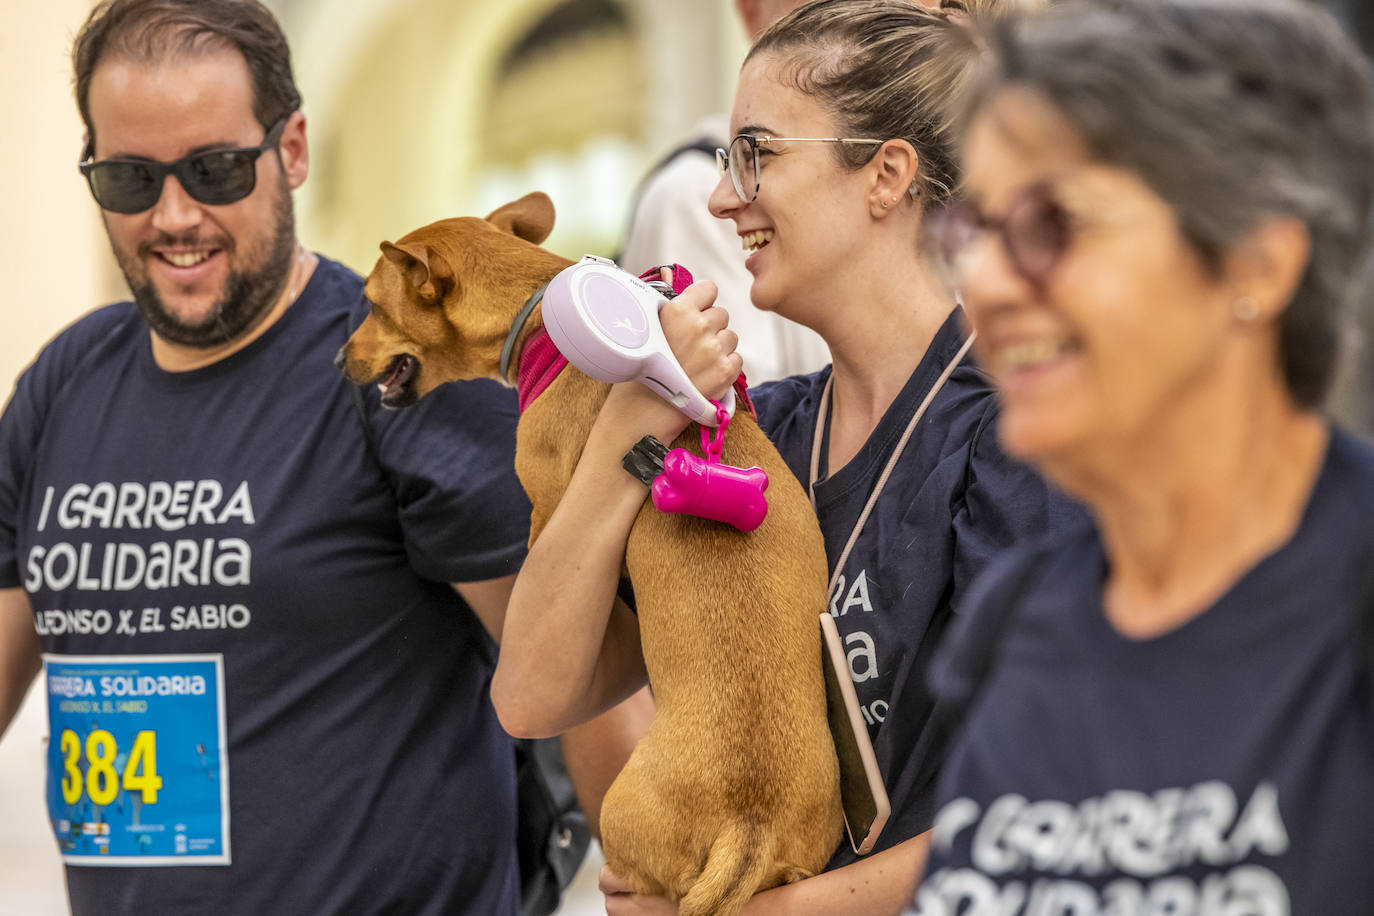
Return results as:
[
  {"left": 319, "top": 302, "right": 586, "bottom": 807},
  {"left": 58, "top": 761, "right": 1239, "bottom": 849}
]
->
[
  {"left": 0, "top": 0, "right": 115, "bottom": 908},
  {"left": 279, "top": 0, "right": 745, "bottom": 270}
]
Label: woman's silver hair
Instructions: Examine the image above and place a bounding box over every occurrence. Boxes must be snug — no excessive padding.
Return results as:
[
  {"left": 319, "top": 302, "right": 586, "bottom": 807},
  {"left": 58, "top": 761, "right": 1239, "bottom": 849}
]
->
[{"left": 972, "top": 0, "right": 1374, "bottom": 408}]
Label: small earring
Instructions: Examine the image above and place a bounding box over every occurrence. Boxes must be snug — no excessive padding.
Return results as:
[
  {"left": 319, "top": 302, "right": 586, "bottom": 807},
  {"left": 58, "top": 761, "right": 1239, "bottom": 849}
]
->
[
  {"left": 881, "top": 201, "right": 889, "bottom": 210},
  {"left": 1233, "top": 296, "right": 1260, "bottom": 322}
]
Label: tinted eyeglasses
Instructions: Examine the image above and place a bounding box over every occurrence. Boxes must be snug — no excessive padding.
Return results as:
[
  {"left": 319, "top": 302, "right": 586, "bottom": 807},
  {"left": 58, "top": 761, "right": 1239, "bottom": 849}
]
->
[
  {"left": 79, "top": 115, "right": 291, "bottom": 215},
  {"left": 926, "top": 182, "right": 1073, "bottom": 291},
  {"left": 715, "top": 134, "right": 883, "bottom": 203}
]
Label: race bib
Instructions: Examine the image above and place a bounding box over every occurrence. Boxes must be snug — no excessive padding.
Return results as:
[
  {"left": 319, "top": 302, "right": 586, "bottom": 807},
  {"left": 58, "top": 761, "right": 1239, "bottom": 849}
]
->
[{"left": 44, "top": 654, "right": 230, "bottom": 866}]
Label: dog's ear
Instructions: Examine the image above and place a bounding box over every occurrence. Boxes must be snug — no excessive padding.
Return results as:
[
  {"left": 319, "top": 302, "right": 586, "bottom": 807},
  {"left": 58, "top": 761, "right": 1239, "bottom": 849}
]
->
[
  {"left": 380, "top": 240, "right": 455, "bottom": 304},
  {"left": 485, "top": 192, "right": 555, "bottom": 245}
]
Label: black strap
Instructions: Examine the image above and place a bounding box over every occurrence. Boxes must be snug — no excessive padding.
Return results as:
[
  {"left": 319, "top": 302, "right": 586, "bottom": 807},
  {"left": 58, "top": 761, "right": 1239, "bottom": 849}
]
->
[
  {"left": 613, "top": 138, "right": 722, "bottom": 265},
  {"left": 645, "top": 138, "right": 720, "bottom": 178},
  {"left": 500, "top": 282, "right": 552, "bottom": 385}
]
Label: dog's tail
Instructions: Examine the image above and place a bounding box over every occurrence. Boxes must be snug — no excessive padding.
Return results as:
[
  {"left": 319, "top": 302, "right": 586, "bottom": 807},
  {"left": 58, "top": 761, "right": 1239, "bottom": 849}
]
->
[{"left": 678, "top": 820, "right": 773, "bottom": 916}]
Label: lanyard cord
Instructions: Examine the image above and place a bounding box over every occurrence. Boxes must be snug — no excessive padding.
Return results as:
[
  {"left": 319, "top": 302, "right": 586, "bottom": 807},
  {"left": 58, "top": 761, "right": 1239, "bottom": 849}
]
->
[{"left": 809, "top": 331, "right": 977, "bottom": 600}]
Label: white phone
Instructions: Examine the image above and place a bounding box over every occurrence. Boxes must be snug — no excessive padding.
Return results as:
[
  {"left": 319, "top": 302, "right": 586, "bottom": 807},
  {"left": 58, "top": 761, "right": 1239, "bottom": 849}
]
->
[{"left": 819, "top": 613, "right": 891, "bottom": 855}]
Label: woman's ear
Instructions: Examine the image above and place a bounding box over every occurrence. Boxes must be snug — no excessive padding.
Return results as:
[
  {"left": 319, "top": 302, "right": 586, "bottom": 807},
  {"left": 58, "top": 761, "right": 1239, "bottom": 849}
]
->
[
  {"left": 1226, "top": 217, "right": 1312, "bottom": 322},
  {"left": 869, "top": 139, "right": 921, "bottom": 217}
]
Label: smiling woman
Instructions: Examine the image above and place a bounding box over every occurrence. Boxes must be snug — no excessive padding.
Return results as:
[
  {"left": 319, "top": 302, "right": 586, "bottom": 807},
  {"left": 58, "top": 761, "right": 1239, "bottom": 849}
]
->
[
  {"left": 700, "top": 0, "right": 1076, "bottom": 883},
  {"left": 914, "top": 1, "right": 1374, "bottom": 912},
  {"left": 490, "top": 1, "right": 1076, "bottom": 914}
]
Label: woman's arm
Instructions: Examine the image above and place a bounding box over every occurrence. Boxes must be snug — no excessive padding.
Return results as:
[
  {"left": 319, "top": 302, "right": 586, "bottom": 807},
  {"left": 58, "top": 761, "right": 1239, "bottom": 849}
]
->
[
  {"left": 490, "top": 283, "right": 741, "bottom": 738},
  {"left": 491, "top": 382, "right": 685, "bottom": 737}
]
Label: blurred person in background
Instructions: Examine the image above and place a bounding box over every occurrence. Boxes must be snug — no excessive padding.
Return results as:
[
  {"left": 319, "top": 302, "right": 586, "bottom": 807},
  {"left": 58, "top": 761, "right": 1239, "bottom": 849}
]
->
[
  {"left": 619, "top": 0, "right": 831, "bottom": 384},
  {"left": 915, "top": 0, "right": 1374, "bottom": 911},
  {"left": 493, "top": 2, "right": 1072, "bottom": 913},
  {"left": 1311, "top": 0, "right": 1374, "bottom": 437},
  {"left": 0, "top": 0, "right": 637, "bottom": 913},
  {"left": 1310, "top": 0, "right": 1372, "bottom": 55}
]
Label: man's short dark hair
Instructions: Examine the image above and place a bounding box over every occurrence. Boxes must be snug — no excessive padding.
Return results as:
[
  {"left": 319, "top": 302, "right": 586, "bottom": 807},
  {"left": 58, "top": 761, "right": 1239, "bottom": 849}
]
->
[{"left": 74, "top": 0, "right": 302, "bottom": 151}]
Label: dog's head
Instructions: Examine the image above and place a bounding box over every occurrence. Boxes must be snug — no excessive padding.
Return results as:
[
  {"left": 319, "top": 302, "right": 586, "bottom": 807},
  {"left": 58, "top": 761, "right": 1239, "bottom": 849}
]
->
[{"left": 337, "top": 191, "right": 573, "bottom": 408}]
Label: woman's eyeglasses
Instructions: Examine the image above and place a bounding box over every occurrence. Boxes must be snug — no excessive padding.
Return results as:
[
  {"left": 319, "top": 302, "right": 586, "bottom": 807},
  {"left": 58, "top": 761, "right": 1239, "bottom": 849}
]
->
[
  {"left": 715, "top": 134, "right": 883, "bottom": 203},
  {"left": 79, "top": 115, "right": 291, "bottom": 215},
  {"left": 926, "top": 183, "right": 1074, "bottom": 290}
]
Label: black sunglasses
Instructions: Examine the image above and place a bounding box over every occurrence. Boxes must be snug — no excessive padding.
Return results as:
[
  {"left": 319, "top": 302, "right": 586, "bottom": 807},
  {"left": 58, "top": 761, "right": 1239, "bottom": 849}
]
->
[
  {"left": 927, "top": 182, "right": 1073, "bottom": 290},
  {"left": 79, "top": 115, "right": 291, "bottom": 215}
]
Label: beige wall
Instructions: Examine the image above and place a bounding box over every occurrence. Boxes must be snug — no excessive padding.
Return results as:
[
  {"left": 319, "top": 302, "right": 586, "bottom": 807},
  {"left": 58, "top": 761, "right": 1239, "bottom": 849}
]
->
[
  {"left": 1, "top": 8, "right": 109, "bottom": 911},
  {"left": 280, "top": 0, "right": 745, "bottom": 272},
  {"left": 0, "top": 0, "right": 122, "bottom": 399}
]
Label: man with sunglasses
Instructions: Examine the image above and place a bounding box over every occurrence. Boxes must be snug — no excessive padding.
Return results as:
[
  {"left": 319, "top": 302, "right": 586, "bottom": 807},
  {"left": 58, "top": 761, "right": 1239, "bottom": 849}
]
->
[{"left": 0, "top": 1, "right": 631, "bottom": 913}]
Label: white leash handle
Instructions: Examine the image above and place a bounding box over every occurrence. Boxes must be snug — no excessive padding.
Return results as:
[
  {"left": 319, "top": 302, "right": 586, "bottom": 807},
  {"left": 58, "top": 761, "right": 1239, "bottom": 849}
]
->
[{"left": 543, "top": 256, "right": 735, "bottom": 426}]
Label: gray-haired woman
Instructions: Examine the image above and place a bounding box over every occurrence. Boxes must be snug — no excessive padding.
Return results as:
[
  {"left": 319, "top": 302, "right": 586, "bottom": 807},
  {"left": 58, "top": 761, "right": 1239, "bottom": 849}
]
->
[{"left": 914, "top": 0, "right": 1374, "bottom": 911}]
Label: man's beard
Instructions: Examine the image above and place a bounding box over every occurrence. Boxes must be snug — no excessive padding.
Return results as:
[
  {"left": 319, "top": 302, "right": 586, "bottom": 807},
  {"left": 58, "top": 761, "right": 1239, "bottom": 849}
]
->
[{"left": 113, "top": 183, "right": 297, "bottom": 349}]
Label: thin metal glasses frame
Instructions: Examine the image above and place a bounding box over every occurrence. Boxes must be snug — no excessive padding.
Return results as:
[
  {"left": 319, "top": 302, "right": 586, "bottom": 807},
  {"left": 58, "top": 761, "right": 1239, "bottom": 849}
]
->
[{"left": 715, "top": 135, "right": 884, "bottom": 203}]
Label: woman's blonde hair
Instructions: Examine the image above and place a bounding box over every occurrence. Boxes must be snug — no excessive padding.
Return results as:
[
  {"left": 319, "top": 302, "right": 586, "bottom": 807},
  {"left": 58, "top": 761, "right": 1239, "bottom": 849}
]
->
[{"left": 747, "top": 0, "right": 1030, "bottom": 210}]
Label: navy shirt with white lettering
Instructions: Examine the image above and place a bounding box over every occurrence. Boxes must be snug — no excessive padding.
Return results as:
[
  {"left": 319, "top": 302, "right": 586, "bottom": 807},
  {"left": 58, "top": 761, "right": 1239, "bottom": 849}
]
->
[
  {"left": 751, "top": 308, "right": 1072, "bottom": 865},
  {"left": 0, "top": 257, "right": 531, "bottom": 915},
  {"left": 914, "top": 428, "right": 1374, "bottom": 915}
]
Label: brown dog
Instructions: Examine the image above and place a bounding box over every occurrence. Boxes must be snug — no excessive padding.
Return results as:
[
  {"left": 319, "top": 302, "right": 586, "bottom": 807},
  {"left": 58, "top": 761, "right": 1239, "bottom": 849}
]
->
[{"left": 339, "top": 192, "right": 843, "bottom": 915}]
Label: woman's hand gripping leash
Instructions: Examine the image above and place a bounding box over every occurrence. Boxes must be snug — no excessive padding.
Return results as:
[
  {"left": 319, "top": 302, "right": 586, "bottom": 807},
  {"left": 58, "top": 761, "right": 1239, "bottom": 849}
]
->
[{"left": 619, "top": 271, "right": 768, "bottom": 531}]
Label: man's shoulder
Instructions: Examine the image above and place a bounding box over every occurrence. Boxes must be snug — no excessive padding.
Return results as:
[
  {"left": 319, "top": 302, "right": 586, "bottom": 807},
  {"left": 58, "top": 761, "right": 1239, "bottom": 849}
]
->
[
  {"left": 0, "top": 303, "right": 142, "bottom": 466},
  {"left": 52, "top": 299, "right": 139, "bottom": 341},
  {"left": 631, "top": 115, "right": 728, "bottom": 213},
  {"left": 28, "top": 301, "right": 142, "bottom": 380},
  {"left": 639, "top": 143, "right": 721, "bottom": 200},
  {"left": 626, "top": 141, "right": 728, "bottom": 256},
  {"left": 300, "top": 255, "right": 365, "bottom": 319}
]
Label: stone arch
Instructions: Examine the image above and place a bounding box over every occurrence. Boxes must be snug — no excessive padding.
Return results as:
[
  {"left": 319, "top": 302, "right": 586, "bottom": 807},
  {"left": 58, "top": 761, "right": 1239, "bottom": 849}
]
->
[{"left": 280, "top": 0, "right": 740, "bottom": 269}]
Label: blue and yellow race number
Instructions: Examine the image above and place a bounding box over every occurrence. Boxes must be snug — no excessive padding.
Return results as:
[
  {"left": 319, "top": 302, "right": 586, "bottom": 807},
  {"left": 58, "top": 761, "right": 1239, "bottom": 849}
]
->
[{"left": 44, "top": 654, "right": 230, "bottom": 866}]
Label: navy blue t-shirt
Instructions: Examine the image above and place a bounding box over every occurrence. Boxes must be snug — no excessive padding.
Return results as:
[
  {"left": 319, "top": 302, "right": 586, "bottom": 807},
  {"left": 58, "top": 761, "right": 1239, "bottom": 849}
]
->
[
  {"left": 751, "top": 308, "right": 1071, "bottom": 865},
  {"left": 914, "top": 428, "right": 1374, "bottom": 915},
  {"left": 0, "top": 257, "right": 532, "bottom": 915}
]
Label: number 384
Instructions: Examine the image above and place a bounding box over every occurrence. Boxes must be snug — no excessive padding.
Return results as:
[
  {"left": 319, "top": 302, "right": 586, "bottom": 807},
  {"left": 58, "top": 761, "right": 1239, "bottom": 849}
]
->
[{"left": 59, "top": 730, "right": 162, "bottom": 806}]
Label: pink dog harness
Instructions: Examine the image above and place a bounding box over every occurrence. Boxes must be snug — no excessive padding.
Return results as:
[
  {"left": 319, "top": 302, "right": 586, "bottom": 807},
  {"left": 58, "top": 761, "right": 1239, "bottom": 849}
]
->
[
  {"left": 514, "top": 264, "right": 766, "bottom": 531},
  {"left": 515, "top": 265, "right": 755, "bottom": 417}
]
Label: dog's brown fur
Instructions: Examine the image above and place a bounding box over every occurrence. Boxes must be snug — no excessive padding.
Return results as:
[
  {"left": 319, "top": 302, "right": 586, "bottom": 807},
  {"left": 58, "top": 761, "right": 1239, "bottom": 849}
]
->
[{"left": 339, "top": 192, "right": 843, "bottom": 915}]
